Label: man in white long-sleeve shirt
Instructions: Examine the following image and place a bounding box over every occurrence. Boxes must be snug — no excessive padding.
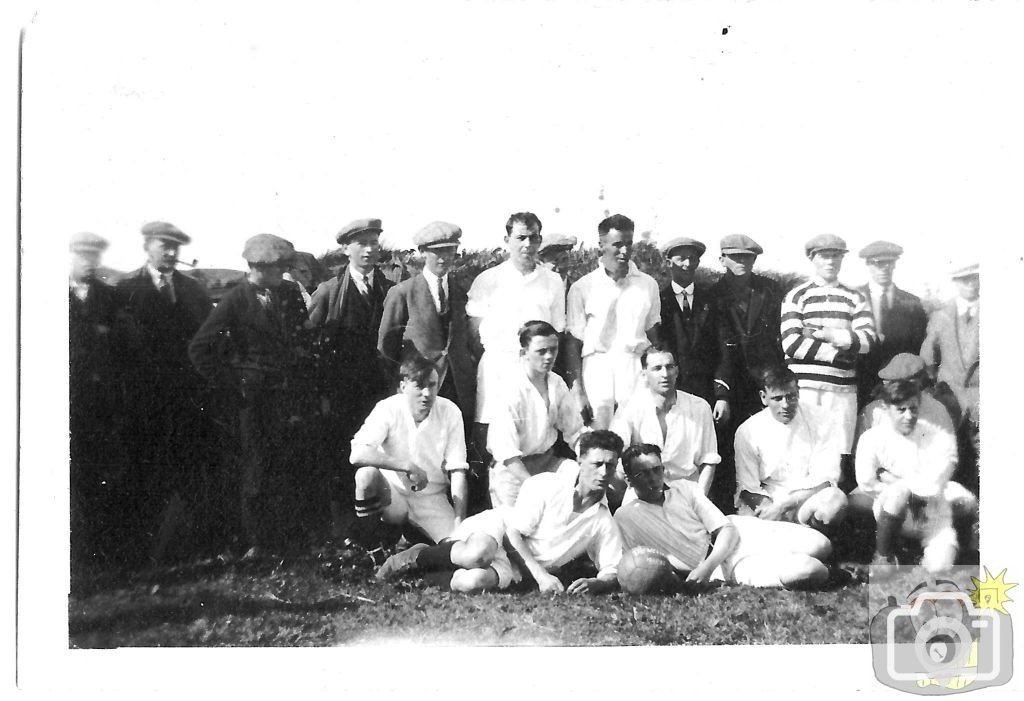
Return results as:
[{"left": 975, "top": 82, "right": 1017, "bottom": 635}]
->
[
  {"left": 855, "top": 380, "right": 976, "bottom": 572},
  {"left": 734, "top": 366, "right": 848, "bottom": 531},
  {"left": 505, "top": 430, "right": 625, "bottom": 595},
  {"left": 610, "top": 344, "right": 720, "bottom": 504},
  {"left": 488, "top": 321, "right": 585, "bottom": 507}
]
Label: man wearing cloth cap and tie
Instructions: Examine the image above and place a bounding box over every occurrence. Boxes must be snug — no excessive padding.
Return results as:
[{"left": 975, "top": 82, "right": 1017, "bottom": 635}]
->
[
  {"left": 708, "top": 234, "right": 785, "bottom": 512},
  {"left": 308, "top": 219, "right": 396, "bottom": 539},
  {"left": 69, "top": 232, "right": 126, "bottom": 572},
  {"left": 379, "top": 221, "right": 477, "bottom": 423},
  {"left": 854, "top": 241, "right": 928, "bottom": 407},
  {"left": 658, "top": 236, "right": 726, "bottom": 412},
  {"left": 921, "top": 263, "right": 981, "bottom": 499},
  {"left": 781, "top": 235, "right": 877, "bottom": 459},
  {"left": 190, "top": 234, "right": 310, "bottom": 559},
  {"left": 117, "top": 222, "right": 212, "bottom": 564}
]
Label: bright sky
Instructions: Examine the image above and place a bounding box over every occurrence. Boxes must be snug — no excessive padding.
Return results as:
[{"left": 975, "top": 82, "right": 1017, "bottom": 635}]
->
[{"left": 20, "top": 1, "right": 1023, "bottom": 299}]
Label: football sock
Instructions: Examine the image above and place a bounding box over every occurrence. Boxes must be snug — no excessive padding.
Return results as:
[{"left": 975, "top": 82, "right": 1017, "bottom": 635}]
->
[
  {"left": 417, "top": 540, "right": 457, "bottom": 570},
  {"left": 875, "top": 510, "right": 901, "bottom": 557}
]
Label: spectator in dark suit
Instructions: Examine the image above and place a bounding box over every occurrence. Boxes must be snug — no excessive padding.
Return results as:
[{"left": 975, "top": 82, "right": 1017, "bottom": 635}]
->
[
  {"left": 69, "top": 232, "right": 125, "bottom": 574},
  {"left": 378, "top": 221, "right": 477, "bottom": 424},
  {"left": 308, "top": 218, "right": 395, "bottom": 541},
  {"left": 189, "top": 234, "right": 310, "bottom": 559},
  {"left": 707, "top": 234, "right": 785, "bottom": 513},
  {"left": 855, "top": 241, "right": 928, "bottom": 407},
  {"left": 658, "top": 236, "right": 727, "bottom": 414},
  {"left": 116, "top": 222, "right": 212, "bottom": 564}
]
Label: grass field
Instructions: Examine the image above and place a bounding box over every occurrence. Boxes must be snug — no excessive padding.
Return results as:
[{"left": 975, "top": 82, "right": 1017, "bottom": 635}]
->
[{"left": 69, "top": 552, "right": 879, "bottom": 647}]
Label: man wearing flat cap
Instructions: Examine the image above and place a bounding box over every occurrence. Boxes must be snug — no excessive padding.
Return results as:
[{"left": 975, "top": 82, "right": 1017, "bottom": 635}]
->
[
  {"left": 658, "top": 236, "right": 725, "bottom": 411},
  {"left": 920, "top": 263, "right": 981, "bottom": 497},
  {"left": 117, "top": 221, "right": 212, "bottom": 564},
  {"left": 307, "top": 218, "right": 395, "bottom": 540},
  {"left": 538, "top": 232, "right": 577, "bottom": 281},
  {"left": 379, "top": 221, "right": 477, "bottom": 423},
  {"left": 707, "top": 234, "right": 784, "bottom": 512},
  {"left": 854, "top": 241, "right": 928, "bottom": 407},
  {"left": 69, "top": 232, "right": 127, "bottom": 573},
  {"left": 781, "top": 235, "right": 877, "bottom": 459},
  {"left": 190, "top": 234, "right": 310, "bottom": 559}
]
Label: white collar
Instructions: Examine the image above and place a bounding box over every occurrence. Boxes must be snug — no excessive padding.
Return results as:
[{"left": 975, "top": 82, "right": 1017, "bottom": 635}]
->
[
  {"left": 867, "top": 281, "right": 893, "bottom": 296},
  {"left": 670, "top": 280, "right": 695, "bottom": 295},
  {"left": 146, "top": 263, "right": 174, "bottom": 286},
  {"left": 955, "top": 296, "right": 979, "bottom": 316}
]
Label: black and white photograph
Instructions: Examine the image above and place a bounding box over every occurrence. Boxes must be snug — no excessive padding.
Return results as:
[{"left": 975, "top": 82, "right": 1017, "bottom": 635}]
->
[{"left": 14, "top": 1, "right": 1024, "bottom": 698}]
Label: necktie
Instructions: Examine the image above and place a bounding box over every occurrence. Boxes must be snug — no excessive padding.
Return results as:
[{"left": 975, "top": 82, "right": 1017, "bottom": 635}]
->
[
  {"left": 160, "top": 273, "right": 176, "bottom": 304},
  {"left": 438, "top": 278, "right": 448, "bottom": 315},
  {"left": 878, "top": 288, "right": 890, "bottom": 337},
  {"left": 355, "top": 272, "right": 369, "bottom": 298},
  {"left": 682, "top": 292, "right": 691, "bottom": 315}
]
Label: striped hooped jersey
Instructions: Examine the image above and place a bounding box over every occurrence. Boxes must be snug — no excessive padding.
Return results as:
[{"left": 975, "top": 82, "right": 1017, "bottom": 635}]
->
[{"left": 781, "top": 279, "right": 877, "bottom": 391}]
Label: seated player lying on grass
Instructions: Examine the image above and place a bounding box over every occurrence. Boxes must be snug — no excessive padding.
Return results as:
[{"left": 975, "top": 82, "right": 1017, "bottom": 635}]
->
[
  {"left": 487, "top": 320, "right": 585, "bottom": 508},
  {"left": 374, "top": 509, "right": 518, "bottom": 592},
  {"left": 609, "top": 344, "right": 720, "bottom": 505},
  {"left": 614, "top": 444, "right": 832, "bottom": 589},
  {"left": 505, "top": 430, "right": 626, "bottom": 595},
  {"left": 348, "top": 353, "right": 469, "bottom": 562},
  {"left": 854, "top": 379, "right": 977, "bottom": 572},
  {"left": 734, "top": 366, "right": 848, "bottom": 532}
]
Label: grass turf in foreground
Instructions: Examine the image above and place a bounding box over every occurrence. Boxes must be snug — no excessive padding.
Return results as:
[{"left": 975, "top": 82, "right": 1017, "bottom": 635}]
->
[{"left": 69, "top": 554, "right": 873, "bottom": 647}]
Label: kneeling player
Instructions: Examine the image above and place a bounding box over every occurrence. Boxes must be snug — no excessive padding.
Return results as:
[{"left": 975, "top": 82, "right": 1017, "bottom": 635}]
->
[
  {"left": 349, "top": 354, "right": 469, "bottom": 557},
  {"left": 734, "top": 366, "right": 848, "bottom": 531},
  {"left": 855, "top": 380, "right": 977, "bottom": 572},
  {"left": 615, "top": 444, "right": 832, "bottom": 589},
  {"left": 374, "top": 509, "right": 518, "bottom": 592},
  {"left": 505, "top": 430, "right": 626, "bottom": 595}
]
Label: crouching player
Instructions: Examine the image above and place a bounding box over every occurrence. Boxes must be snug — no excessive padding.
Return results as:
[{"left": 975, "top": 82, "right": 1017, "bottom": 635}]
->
[
  {"left": 734, "top": 366, "right": 848, "bottom": 532},
  {"left": 348, "top": 354, "right": 469, "bottom": 561},
  {"left": 615, "top": 444, "right": 832, "bottom": 589},
  {"left": 488, "top": 320, "right": 585, "bottom": 507},
  {"left": 505, "top": 430, "right": 626, "bottom": 595},
  {"left": 855, "top": 379, "right": 977, "bottom": 572},
  {"left": 374, "top": 509, "right": 517, "bottom": 593}
]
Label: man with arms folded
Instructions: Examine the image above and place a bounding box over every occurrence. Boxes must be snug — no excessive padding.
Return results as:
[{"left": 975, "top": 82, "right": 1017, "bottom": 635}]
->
[
  {"left": 505, "top": 430, "right": 626, "bottom": 595},
  {"left": 467, "top": 212, "right": 565, "bottom": 440},
  {"left": 615, "top": 444, "right": 832, "bottom": 589},
  {"left": 855, "top": 379, "right": 976, "bottom": 572},
  {"left": 348, "top": 354, "right": 469, "bottom": 563},
  {"left": 487, "top": 320, "right": 585, "bottom": 507},
  {"left": 566, "top": 214, "right": 660, "bottom": 430},
  {"left": 610, "top": 344, "right": 720, "bottom": 503},
  {"left": 734, "top": 366, "right": 849, "bottom": 532}
]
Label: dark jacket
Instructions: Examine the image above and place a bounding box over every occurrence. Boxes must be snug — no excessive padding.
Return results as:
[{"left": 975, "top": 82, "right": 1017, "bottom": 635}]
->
[
  {"left": 710, "top": 273, "right": 784, "bottom": 417},
  {"left": 378, "top": 272, "right": 476, "bottom": 420},
  {"left": 855, "top": 283, "right": 928, "bottom": 403},
  {"left": 658, "top": 282, "right": 721, "bottom": 405},
  {"left": 70, "top": 280, "right": 123, "bottom": 419},
  {"left": 189, "top": 278, "right": 310, "bottom": 397}
]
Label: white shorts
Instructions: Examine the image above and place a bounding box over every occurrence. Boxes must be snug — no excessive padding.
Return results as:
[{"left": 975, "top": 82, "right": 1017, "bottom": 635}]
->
[
  {"left": 448, "top": 509, "right": 520, "bottom": 589},
  {"left": 582, "top": 351, "right": 643, "bottom": 425},
  {"left": 377, "top": 471, "right": 457, "bottom": 544},
  {"left": 489, "top": 453, "right": 576, "bottom": 508},
  {"left": 799, "top": 386, "right": 858, "bottom": 454},
  {"left": 867, "top": 483, "right": 958, "bottom": 555},
  {"left": 717, "top": 515, "right": 831, "bottom": 587},
  {"left": 475, "top": 349, "right": 521, "bottom": 424},
  {"left": 735, "top": 485, "right": 846, "bottom": 526}
]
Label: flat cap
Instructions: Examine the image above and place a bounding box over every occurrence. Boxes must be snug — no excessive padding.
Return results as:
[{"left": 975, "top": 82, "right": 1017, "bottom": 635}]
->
[
  {"left": 69, "top": 232, "right": 109, "bottom": 254},
  {"left": 141, "top": 221, "right": 191, "bottom": 246},
  {"left": 661, "top": 236, "right": 707, "bottom": 257},
  {"left": 859, "top": 240, "right": 903, "bottom": 261},
  {"left": 805, "top": 234, "right": 848, "bottom": 257},
  {"left": 878, "top": 353, "right": 927, "bottom": 381},
  {"left": 720, "top": 234, "right": 763, "bottom": 255},
  {"left": 539, "top": 232, "right": 577, "bottom": 253},
  {"left": 951, "top": 262, "right": 979, "bottom": 279},
  {"left": 413, "top": 221, "right": 462, "bottom": 249},
  {"left": 242, "top": 234, "right": 295, "bottom": 265},
  {"left": 336, "top": 218, "right": 383, "bottom": 245}
]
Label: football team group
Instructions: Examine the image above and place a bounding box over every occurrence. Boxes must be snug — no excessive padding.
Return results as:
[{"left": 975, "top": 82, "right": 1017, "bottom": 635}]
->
[{"left": 68, "top": 211, "right": 981, "bottom": 594}]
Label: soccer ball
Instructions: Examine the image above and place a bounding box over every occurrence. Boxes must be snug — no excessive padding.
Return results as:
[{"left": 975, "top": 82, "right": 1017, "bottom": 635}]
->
[{"left": 617, "top": 546, "right": 675, "bottom": 595}]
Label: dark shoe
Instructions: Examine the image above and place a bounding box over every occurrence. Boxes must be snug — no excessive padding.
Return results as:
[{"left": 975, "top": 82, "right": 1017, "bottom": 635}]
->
[{"left": 375, "top": 543, "right": 429, "bottom": 581}]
